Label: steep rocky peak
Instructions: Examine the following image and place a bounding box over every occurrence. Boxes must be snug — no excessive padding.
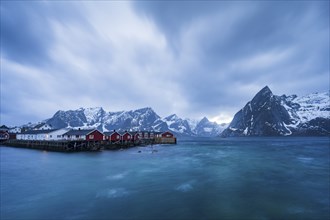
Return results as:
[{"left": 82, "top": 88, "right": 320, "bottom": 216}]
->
[
  {"left": 165, "top": 114, "right": 179, "bottom": 121},
  {"left": 251, "top": 86, "right": 274, "bottom": 106},
  {"left": 253, "top": 86, "right": 272, "bottom": 99},
  {"left": 133, "top": 107, "right": 158, "bottom": 116},
  {"left": 199, "top": 117, "right": 210, "bottom": 124}
]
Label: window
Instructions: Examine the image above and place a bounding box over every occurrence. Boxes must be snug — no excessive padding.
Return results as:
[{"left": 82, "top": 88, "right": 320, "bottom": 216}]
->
[
  {"left": 89, "top": 135, "right": 94, "bottom": 139},
  {"left": 117, "top": 135, "right": 120, "bottom": 139},
  {"left": 128, "top": 135, "right": 131, "bottom": 139}
]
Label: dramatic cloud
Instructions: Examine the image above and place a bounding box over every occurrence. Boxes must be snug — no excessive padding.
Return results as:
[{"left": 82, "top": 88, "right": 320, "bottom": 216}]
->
[{"left": 1, "top": 1, "right": 329, "bottom": 126}]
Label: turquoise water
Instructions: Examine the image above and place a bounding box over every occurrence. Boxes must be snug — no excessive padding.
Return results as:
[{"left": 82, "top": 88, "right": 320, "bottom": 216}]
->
[{"left": 1, "top": 137, "right": 329, "bottom": 220}]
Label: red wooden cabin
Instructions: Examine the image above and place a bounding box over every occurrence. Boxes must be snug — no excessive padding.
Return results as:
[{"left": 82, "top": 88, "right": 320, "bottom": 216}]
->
[
  {"left": 108, "top": 131, "right": 121, "bottom": 142},
  {"left": 161, "top": 131, "right": 174, "bottom": 138},
  {"left": 120, "top": 131, "right": 133, "bottom": 142},
  {"left": 86, "top": 129, "right": 104, "bottom": 141}
]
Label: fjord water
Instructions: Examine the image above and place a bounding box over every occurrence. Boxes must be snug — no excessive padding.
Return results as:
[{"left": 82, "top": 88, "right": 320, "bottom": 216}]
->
[{"left": 1, "top": 138, "right": 329, "bottom": 220}]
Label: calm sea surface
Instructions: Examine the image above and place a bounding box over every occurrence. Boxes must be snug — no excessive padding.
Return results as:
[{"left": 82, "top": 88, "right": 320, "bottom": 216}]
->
[{"left": 1, "top": 137, "right": 329, "bottom": 220}]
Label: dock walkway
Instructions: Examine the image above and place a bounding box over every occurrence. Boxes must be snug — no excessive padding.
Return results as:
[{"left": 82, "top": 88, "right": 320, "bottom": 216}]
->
[{"left": 2, "top": 138, "right": 176, "bottom": 152}]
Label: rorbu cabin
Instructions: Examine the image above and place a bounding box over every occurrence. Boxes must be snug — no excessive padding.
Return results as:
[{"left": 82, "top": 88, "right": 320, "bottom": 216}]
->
[
  {"left": 120, "top": 131, "right": 133, "bottom": 142},
  {"left": 17, "top": 129, "right": 58, "bottom": 141},
  {"left": 159, "top": 131, "right": 176, "bottom": 144},
  {"left": 0, "top": 131, "right": 9, "bottom": 141},
  {"left": 63, "top": 129, "right": 104, "bottom": 141},
  {"left": 104, "top": 130, "right": 121, "bottom": 143},
  {"left": 16, "top": 128, "right": 68, "bottom": 141},
  {"left": 130, "top": 132, "right": 141, "bottom": 143},
  {"left": 161, "top": 131, "right": 174, "bottom": 138}
]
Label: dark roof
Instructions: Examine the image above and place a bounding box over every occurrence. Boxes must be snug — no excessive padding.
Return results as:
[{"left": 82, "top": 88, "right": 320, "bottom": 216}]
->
[
  {"left": 20, "top": 129, "right": 58, "bottom": 134},
  {"left": 63, "top": 129, "right": 97, "bottom": 136},
  {"left": 161, "top": 131, "right": 174, "bottom": 134},
  {"left": 138, "top": 131, "right": 154, "bottom": 133},
  {"left": 118, "top": 131, "right": 132, "bottom": 135},
  {"left": 0, "top": 125, "right": 10, "bottom": 130},
  {"left": 33, "top": 123, "right": 52, "bottom": 129},
  {"left": 104, "top": 131, "right": 120, "bottom": 136}
]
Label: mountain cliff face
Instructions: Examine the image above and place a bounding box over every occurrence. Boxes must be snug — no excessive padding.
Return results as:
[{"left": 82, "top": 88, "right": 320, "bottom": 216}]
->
[
  {"left": 45, "top": 107, "right": 225, "bottom": 136},
  {"left": 221, "top": 86, "right": 330, "bottom": 137}
]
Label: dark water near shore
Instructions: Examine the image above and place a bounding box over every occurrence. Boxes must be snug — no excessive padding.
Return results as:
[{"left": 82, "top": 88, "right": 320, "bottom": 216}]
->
[{"left": 1, "top": 137, "right": 329, "bottom": 220}]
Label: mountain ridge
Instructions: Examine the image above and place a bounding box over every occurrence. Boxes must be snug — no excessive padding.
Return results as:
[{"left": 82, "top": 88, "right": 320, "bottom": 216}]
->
[
  {"left": 221, "top": 87, "right": 329, "bottom": 137},
  {"left": 8, "top": 87, "right": 329, "bottom": 137},
  {"left": 43, "top": 107, "right": 226, "bottom": 137}
]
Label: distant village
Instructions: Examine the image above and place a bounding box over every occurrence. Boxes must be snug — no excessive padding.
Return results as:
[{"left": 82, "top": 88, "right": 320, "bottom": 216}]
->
[{"left": 0, "top": 123, "right": 176, "bottom": 146}]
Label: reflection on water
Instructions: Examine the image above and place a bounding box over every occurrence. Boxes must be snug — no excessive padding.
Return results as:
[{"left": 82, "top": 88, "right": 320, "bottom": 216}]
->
[{"left": 1, "top": 137, "right": 329, "bottom": 220}]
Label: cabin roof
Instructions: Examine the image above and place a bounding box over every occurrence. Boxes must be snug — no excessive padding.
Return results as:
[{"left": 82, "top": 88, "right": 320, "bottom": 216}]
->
[
  {"left": 118, "top": 131, "right": 132, "bottom": 135},
  {"left": 103, "top": 131, "right": 120, "bottom": 136},
  {"left": 20, "top": 129, "right": 58, "bottom": 134},
  {"left": 0, "top": 125, "right": 10, "bottom": 130}
]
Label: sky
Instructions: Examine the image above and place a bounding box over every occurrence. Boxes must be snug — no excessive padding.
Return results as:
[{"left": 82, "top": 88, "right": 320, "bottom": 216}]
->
[{"left": 1, "top": 1, "right": 329, "bottom": 126}]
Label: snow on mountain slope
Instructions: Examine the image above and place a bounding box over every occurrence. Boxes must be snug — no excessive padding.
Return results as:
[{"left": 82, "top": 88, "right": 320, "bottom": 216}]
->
[
  {"left": 163, "top": 114, "right": 193, "bottom": 136},
  {"left": 186, "top": 118, "right": 199, "bottom": 131},
  {"left": 294, "top": 92, "right": 329, "bottom": 122},
  {"left": 221, "top": 87, "right": 329, "bottom": 137},
  {"left": 193, "top": 117, "right": 225, "bottom": 137},
  {"left": 41, "top": 107, "right": 225, "bottom": 136},
  {"left": 83, "top": 107, "right": 105, "bottom": 124}
]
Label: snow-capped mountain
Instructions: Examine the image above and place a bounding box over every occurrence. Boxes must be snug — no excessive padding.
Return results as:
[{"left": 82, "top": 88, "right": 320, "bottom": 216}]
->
[
  {"left": 221, "top": 86, "right": 330, "bottom": 137},
  {"left": 44, "top": 107, "right": 225, "bottom": 136},
  {"left": 162, "top": 114, "right": 194, "bottom": 136},
  {"left": 194, "top": 117, "right": 227, "bottom": 137}
]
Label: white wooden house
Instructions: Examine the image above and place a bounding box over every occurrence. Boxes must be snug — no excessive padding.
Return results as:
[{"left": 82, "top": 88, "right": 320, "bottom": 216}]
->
[
  {"left": 9, "top": 127, "right": 21, "bottom": 133},
  {"left": 47, "top": 128, "right": 70, "bottom": 140},
  {"left": 16, "top": 128, "right": 69, "bottom": 141}
]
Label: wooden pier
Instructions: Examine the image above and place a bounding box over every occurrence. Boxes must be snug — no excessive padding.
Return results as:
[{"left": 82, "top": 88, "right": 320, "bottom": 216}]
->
[
  {"left": 3, "top": 140, "right": 103, "bottom": 152},
  {"left": 1, "top": 137, "right": 177, "bottom": 152}
]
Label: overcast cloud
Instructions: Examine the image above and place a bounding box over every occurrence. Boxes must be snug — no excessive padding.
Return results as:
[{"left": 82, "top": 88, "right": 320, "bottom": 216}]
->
[{"left": 1, "top": 1, "right": 329, "bottom": 126}]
